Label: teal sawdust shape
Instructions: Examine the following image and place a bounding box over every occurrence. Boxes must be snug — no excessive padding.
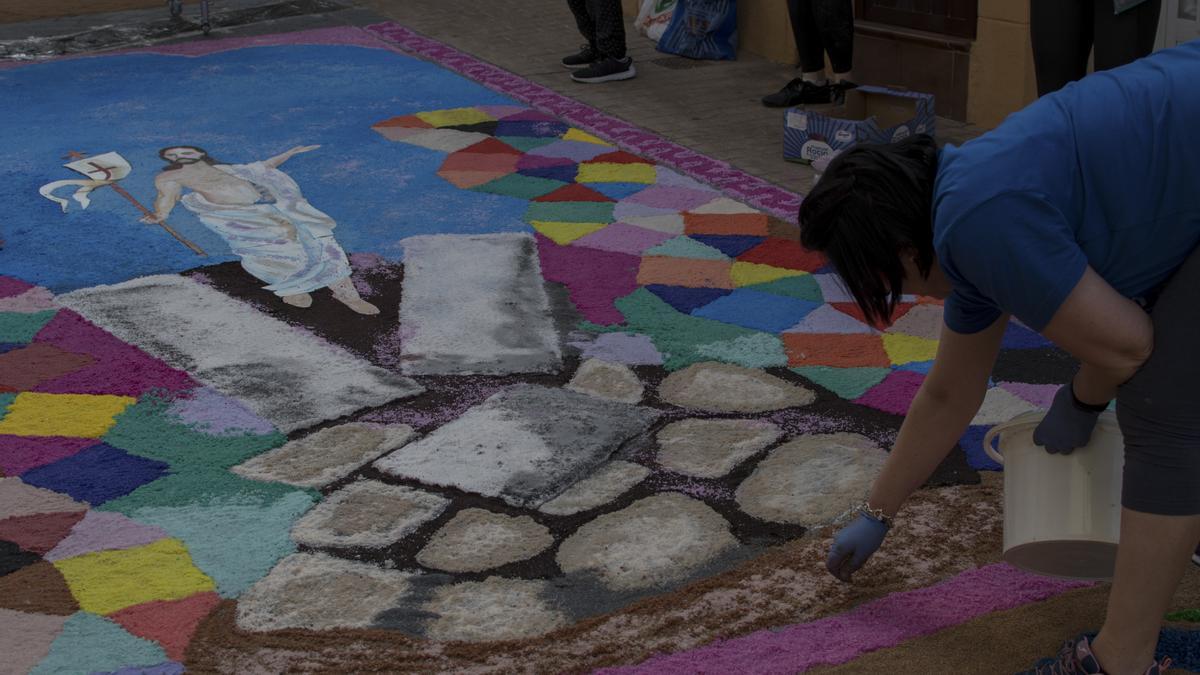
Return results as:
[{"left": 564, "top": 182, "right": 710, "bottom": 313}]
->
[
  {"left": 744, "top": 275, "right": 825, "bottom": 302},
  {"left": 525, "top": 201, "right": 615, "bottom": 224},
  {"left": 610, "top": 288, "right": 786, "bottom": 370},
  {"left": 102, "top": 396, "right": 287, "bottom": 471},
  {"left": 474, "top": 174, "right": 566, "bottom": 200},
  {"left": 0, "top": 310, "right": 57, "bottom": 343},
  {"left": 792, "top": 366, "right": 892, "bottom": 399}
]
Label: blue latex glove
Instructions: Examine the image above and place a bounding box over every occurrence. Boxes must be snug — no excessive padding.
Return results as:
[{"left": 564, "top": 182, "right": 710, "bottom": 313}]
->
[
  {"left": 1032, "top": 383, "right": 1105, "bottom": 455},
  {"left": 826, "top": 512, "right": 889, "bottom": 583}
]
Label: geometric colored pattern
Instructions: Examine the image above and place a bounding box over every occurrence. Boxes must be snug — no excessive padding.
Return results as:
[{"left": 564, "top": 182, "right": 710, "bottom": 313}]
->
[
  {"left": 373, "top": 105, "right": 985, "bottom": 425},
  {"left": 0, "top": 280, "right": 298, "bottom": 673}
]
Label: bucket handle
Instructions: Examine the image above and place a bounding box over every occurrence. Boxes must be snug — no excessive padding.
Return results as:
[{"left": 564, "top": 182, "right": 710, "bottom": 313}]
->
[{"left": 981, "top": 410, "right": 1118, "bottom": 466}]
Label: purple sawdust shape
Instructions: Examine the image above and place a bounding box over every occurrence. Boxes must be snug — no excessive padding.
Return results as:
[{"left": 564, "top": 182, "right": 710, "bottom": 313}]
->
[
  {"left": 0, "top": 435, "right": 96, "bottom": 476},
  {"left": 855, "top": 370, "right": 926, "bottom": 416},
  {"left": 31, "top": 310, "right": 196, "bottom": 397},
  {"left": 167, "top": 387, "right": 276, "bottom": 436},
  {"left": 44, "top": 510, "right": 169, "bottom": 562},
  {"left": 572, "top": 223, "right": 672, "bottom": 256},
  {"left": 571, "top": 332, "right": 664, "bottom": 365},
  {"left": 536, "top": 233, "right": 639, "bottom": 325},
  {"left": 627, "top": 185, "right": 720, "bottom": 211}
]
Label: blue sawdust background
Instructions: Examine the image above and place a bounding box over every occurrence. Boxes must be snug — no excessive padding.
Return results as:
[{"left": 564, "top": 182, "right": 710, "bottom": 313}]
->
[{"left": 0, "top": 44, "right": 528, "bottom": 292}]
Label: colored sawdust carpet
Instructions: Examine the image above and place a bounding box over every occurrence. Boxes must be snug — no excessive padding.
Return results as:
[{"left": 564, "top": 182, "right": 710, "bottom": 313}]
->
[{"left": 3, "top": 20, "right": 1196, "bottom": 675}]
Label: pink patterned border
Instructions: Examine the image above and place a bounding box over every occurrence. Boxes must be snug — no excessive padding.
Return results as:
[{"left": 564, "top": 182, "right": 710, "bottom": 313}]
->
[{"left": 364, "top": 21, "right": 803, "bottom": 221}]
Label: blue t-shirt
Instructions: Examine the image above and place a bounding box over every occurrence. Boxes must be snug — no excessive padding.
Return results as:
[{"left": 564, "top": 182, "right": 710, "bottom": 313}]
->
[{"left": 933, "top": 40, "right": 1200, "bottom": 334}]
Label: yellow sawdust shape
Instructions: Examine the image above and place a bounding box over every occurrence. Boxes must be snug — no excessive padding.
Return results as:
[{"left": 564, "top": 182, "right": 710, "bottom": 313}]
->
[
  {"left": 730, "top": 262, "right": 807, "bottom": 287},
  {"left": 531, "top": 221, "right": 608, "bottom": 245},
  {"left": 0, "top": 392, "right": 136, "bottom": 438},
  {"left": 882, "top": 333, "right": 940, "bottom": 365},
  {"left": 415, "top": 107, "right": 493, "bottom": 128},
  {"left": 562, "top": 128, "right": 612, "bottom": 146},
  {"left": 576, "top": 162, "right": 656, "bottom": 184},
  {"left": 54, "top": 538, "right": 216, "bottom": 616}
]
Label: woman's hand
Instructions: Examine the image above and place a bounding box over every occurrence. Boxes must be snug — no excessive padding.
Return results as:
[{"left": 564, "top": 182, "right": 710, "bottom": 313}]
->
[{"left": 826, "top": 512, "right": 890, "bottom": 582}]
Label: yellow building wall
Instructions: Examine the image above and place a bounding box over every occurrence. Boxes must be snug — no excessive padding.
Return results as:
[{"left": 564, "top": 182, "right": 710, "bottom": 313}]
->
[{"left": 967, "top": 0, "right": 1039, "bottom": 128}]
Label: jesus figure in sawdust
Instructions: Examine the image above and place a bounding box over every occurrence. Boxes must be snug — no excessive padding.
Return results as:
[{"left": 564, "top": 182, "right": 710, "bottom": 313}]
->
[{"left": 142, "top": 144, "right": 379, "bottom": 314}]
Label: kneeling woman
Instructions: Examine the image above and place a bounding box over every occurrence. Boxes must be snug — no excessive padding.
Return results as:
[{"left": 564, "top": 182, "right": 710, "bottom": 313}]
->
[{"left": 802, "top": 41, "right": 1200, "bottom": 675}]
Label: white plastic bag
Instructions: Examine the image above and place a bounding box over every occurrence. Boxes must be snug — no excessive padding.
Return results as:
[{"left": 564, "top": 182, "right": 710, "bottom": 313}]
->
[{"left": 636, "top": 0, "right": 678, "bottom": 43}]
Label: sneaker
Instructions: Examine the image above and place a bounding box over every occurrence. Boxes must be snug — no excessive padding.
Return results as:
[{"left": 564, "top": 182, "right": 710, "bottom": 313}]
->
[
  {"left": 1193, "top": 542, "right": 1200, "bottom": 567},
  {"left": 1018, "top": 635, "right": 1170, "bottom": 675},
  {"left": 571, "top": 57, "right": 636, "bottom": 83},
  {"left": 831, "top": 80, "right": 859, "bottom": 105},
  {"left": 761, "top": 78, "right": 832, "bottom": 107},
  {"left": 562, "top": 44, "right": 599, "bottom": 69}
]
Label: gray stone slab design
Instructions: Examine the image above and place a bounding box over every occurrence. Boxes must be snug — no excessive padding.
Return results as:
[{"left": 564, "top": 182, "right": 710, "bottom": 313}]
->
[
  {"left": 236, "top": 553, "right": 415, "bottom": 632},
  {"left": 232, "top": 423, "right": 415, "bottom": 488},
  {"left": 416, "top": 509, "right": 553, "bottom": 573},
  {"left": 735, "top": 433, "right": 886, "bottom": 526},
  {"left": 58, "top": 275, "right": 423, "bottom": 433},
  {"left": 538, "top": 461, "right": 649, "bottom": 516},
  {"left": 556, "top": 493, "right": 738, "bottom": 591},
  {"left": 398, "top": 233, "right": 562, "bottom": 375},
  {"left": 291, "top": 480, "right": 450, "bottom": 549},
  {"left": 375, "top": 385, "right": 659, "bottom": 508},
  {"left": 423, "top": 577, "right": 568, "bottom": 642}
]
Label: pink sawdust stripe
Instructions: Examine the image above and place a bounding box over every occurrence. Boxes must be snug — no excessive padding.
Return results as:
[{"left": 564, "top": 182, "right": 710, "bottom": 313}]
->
[
  {"left": 364, "top": 22, "right": 803, "bottom": 222},
  {"left": 0, "top": 25, "right": 400, "bottom": 71},
  {"left": 598, "top": 563, "right": 1091, "bottom": 674}
]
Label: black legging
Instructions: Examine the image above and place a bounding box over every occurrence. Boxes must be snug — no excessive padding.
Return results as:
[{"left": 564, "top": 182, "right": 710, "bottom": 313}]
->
[
  {"left": 789, "top": 0, "right": 854, "bottom": 74},
  {"left": 567, "top": 0, "right": 627, "bottom": 60},
  {"left": 1030, "top": 0, "right": 1162, "bottom": 96}
]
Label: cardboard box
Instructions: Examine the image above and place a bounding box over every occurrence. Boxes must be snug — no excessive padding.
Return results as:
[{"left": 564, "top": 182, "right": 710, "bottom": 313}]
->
[{"left": 783, "top": 86, "right": 936, "bottom": 164}]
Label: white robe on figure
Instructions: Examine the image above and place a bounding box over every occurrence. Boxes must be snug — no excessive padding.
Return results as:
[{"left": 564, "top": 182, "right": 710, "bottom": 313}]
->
[{"left": 180, "top": 161, "right": 352, "bottom": 296}]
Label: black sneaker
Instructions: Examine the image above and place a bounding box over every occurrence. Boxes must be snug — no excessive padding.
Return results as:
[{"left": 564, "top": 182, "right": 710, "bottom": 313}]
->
[
  {"left": 831, "top": 80, "right": 859, "bottom": 105},
  {"left": 562, "top": 44, "right": 599, "bottom": 69},
  {"left": 571, "top": 57, "right": 636, "bottom": 83},
  {"left": 762, "top": 78, "right": 832, "bottom": 107},
  {"left": 1193, "top": 540, "right": 1200, "bottom": 567}
]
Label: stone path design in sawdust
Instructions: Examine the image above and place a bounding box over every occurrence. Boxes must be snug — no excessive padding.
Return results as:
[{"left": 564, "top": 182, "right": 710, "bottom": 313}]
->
[{"left": 1, "top": 27, "right": 1165, "bottom": 674}]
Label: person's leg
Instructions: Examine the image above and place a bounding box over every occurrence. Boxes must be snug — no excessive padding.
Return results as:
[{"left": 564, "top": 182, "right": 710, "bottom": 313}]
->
[
  {"left": 1030, "top": 0, "right": 1093, "bottom": 96},
  {"left": 1093, "top": 0, "right": 1162, "bottom": 72},
  {"left": 811, "top": 0, "right": 855, "bottom": 82},
  {"left": 587, "top": 0, "right": 627, "bottom": 60},
  {"left": 567, "top": 0, "right": 598, "bottom": 51},
  {"left": 790, "top": 0, "right": 828, "bottom": 79},
  {"left": 1097, "top": 245, "right": 1200, "bottom": 674},
  {"left": 763, "top": 0, "right": 833, "bottom": 105},
  {"left": 1090, "top": 511, "right": 1200, "bottom": 674}
]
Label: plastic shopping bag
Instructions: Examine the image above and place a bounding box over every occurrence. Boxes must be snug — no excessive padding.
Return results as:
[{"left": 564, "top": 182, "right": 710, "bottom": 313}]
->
[
  {"left": 657, "top": 0, "right": 738, "bottom": 60},
  {"left": 636, "top": 0, "right": 678, "bottom": 42}
]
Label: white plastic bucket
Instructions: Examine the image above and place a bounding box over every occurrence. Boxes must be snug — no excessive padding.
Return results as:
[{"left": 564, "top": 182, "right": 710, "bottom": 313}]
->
[{"left": 983, "top": 411, "right": 1123, "bottom": 580}]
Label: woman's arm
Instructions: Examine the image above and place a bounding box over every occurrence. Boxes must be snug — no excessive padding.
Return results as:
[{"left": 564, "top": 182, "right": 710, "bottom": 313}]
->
[
  {"left": 867, "top": 313, "right": 1008, "bottom": 517},
  {"left": 1040, "top": 266, "right": 1153, "bottom": 405}
]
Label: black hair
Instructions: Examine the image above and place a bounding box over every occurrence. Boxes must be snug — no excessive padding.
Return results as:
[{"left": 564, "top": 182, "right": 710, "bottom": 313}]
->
[
  {"left": 798, "top": 134, "right": 939, "bottom": 327},
  {"left": 158, "top": 145, "right": 221, "bottom": 171}
]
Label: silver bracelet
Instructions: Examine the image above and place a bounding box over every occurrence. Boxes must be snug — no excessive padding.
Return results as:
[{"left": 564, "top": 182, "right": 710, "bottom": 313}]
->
[{"left": 857, "top": 502, "right": 894, "bottom": 528}]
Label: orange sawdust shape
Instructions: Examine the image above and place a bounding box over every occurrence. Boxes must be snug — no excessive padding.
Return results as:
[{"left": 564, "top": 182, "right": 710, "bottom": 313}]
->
[
  {"left": 737, "top": 238, "right": 825, "bottom": 272},
  {"left": 636, "top": 257, "right": 734, "bottom": 289},
  {"left": 684, "top": 212, "right": 770, "bottom": 236},
  {"left": 783, "top": 333, "right": 893, "bottom": 368}
]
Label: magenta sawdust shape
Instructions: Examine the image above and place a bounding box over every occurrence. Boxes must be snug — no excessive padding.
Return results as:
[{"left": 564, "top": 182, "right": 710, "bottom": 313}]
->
[
  {"left": 0, "top": 435, "right": 96, "bottom": 476},
  {"left": 601, "top": 564, "right": 1091, "bottom": 674},
  {"left": 31, "top": 310, "right": 195, "bottom": 397},
  {"left": 535, "top": 233, "right": 639, "bottom": 326}
]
